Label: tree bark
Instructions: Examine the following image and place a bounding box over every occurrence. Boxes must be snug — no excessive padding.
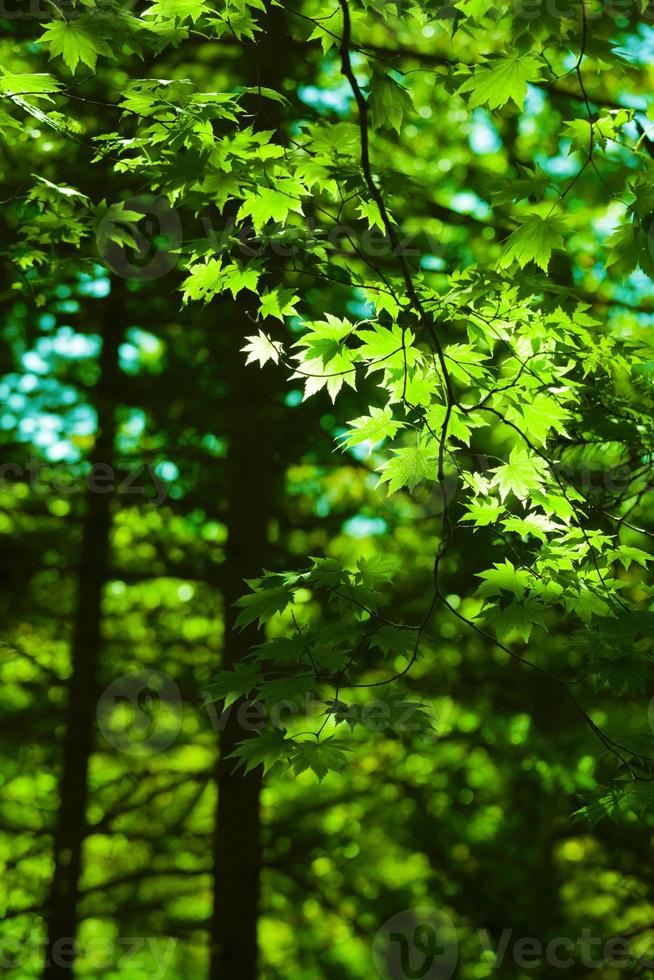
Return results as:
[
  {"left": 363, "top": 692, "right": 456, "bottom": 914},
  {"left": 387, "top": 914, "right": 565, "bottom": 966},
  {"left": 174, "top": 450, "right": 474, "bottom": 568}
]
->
[
  {"left": 208, "top": 289, "right": 279, "bottom": 978},
  {"left": 42, "top": 282, "right": 124, "bottom": 979},
  {"left": 208, "top": 4, "right": 292, "bottom": 974}
]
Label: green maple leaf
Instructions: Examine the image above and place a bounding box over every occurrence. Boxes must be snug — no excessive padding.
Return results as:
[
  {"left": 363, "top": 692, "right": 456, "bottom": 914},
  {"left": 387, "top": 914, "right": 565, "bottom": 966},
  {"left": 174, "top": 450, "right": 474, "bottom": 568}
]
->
[
  {"left": 500, "top": 214, "right": 567, "bottom": 272},
  {"left": 608, "top": 546, "right": 651, "bottom": 570},
  {"left": 40, "top": 19, "right": 107, "bottom": 73},
  {"left": 605, "top": 222, "right": 639, "bottom": 275},
  {"left": 146, "top": 0, "right": 210, "bottom": 22},
  {"left": 230, "top": 729, "right": 294, "bottom": 775},
  {"left": 181, "top": 259, "right": 260, "bottom": 303},
  {"left": 428, "top": 404, "right": 486, "bottom": 447},
  {"left": 290, "top": 738, "right": 350, "bottom": 781},
  {"left": 492, "top": 446, "right": 544, "bottom": 502},
  {"left": 491, "top": 167, "right": 551, "bottom": 205},
  {"left": 292, "top": 316, "right": 358, "bottom": 401},
  {"left": 296, "top": 315, "right": 353, "bottom": 363},
  {"left": 257, "top": 675, "right": 317, "bottom": 707},
  {"left": 458, "top": 52, "right": 543, "bottom": 110},
  {"left": 461, "top": 499, "right": 505, "bottom": 527},
  {"left": 567, "top": 585, "right": 612, "bottom": 623},
  {"left": 32, "top": 175, "right": 88, "bottom": 200},
  {"left": 94, "top": 201, "right": 145, "bottom": 253},
  {"left": 477, "top": 560, "right": 532, "bottom": 599},
  {"left": 234, "top": 580, "right": 294, "bottom": 628},
  {"left": 205, "top": 663, "right": 261, "bottom": 709},
  {"left": 502, "top": 512, "right": 564, "bottom": 543},
  {"left": 257, "top": 287, "right": 299, "bottom": 321},
  {"left": 0, "top": 72, "right": 60, "bottom": 99},
  {"left": 237, "top": 180, "right": 305, "bottom": 232},
  {"left": 357, "top": 199, "right": 386, "bottom": 232},
  {"left": 241, "top": 331, "right": 283, "bottom": 367},
  {"left": 339, "top": 406, "right": 404, "bottom": 453},
  {"left": 489, "top": 601, "right": 538, "bottom": 643},
  {"left": 506, "top": 394, "right": 571, "bottom": 445},
  {"left": 369, "top": 68, "right": 414, "bottom": 132},
  {"left": 293, "top": 352, "right": 357, "bottom": 402},
  {"left": 377, "top": 443, "right": 438, "bottom": 494}
]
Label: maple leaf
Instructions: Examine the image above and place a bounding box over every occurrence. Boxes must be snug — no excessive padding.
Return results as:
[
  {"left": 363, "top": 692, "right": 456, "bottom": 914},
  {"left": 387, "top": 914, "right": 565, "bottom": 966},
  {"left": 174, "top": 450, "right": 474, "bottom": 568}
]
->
[
  {"left": 369, "top": 68, "right": 414, "bottom": 132},
  {"left": 257, "top": 287, "right": 299, "bottom": 321},
  {"left": 237, "top": 180, "right": 305, "bottom": 232},
  {"left": 339, "top": 406, "right": 404, "bottom": 453},
  {"left": 490, "top": 601, "right": 540, "bottom": 643},
  {"left": 205, "top": 663, "right": 261, "bottom": 710},
  {"left": 458, "top": 53, "right": 543, "bottom": 110},
  {"left": 357, "top": 200, "right": 386, "bottom": 232},
  {"left": 234, "top": 581, "right": 294, "bottom": 628},
  {"left": 181, "top": 259, "right": 260, "bottom": 303},
  {"left": 377, "top": 444, "right": 438, "bottom": 494},
  {"left": 506, "top": 394, "right": 571, "bottom": 445},
  {"left": 290, "top": 738, "right": 350, "bottom": 781},
  {"left": 461, "top": 499, "right": 505, "bottom": 527},
  {"left": 230, "top": 729, "right": 294, "bottom": 775},
  {"left": 500, "top": 214, "right": 567, "bottom": 272},
  {"left": 477, "top": 560, "right": 532, "bottom": 599},
  {"left": 40, "top": 19, "right": 107, "bottom": 73},
  {"left": 492, "top": 446, "right": 545, "bottom": 502},
  {"left": 0, "top": 72, "right": 61, "bottom": 98},
  {"left": 241, "top": 331, "right": 283, "bottom": 367},
  {"left": 502, "top": 513, "right": 564, "bottom": 543}
]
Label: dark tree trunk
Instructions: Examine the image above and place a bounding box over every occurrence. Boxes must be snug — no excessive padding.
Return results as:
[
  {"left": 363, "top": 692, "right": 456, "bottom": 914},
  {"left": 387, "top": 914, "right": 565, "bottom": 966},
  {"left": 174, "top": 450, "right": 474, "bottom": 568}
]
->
[
  {"left": 208, "top": 292, "right": 279, "bottom": 978},
  {"left": 42, "top": 282, "right": 124, "bottom": 979},
  {"left": 209, "top": 5, "right": 291, "bottom": 976}
]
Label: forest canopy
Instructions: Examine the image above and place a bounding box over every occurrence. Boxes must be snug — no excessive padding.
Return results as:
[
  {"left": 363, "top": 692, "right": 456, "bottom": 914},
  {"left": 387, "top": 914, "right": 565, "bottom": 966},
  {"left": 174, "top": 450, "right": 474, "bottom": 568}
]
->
[{"left": 2, "top": 0, "right": 654, "bottom": 978}]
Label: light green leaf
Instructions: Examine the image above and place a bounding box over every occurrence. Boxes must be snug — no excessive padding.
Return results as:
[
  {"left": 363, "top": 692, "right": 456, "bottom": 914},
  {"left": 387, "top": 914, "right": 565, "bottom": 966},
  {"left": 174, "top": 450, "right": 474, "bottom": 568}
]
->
[
  {"left": 369, "top": 68, "right": 414, "bottom": 132},
  {"left": 40, "top": 19, "right": 107, "bottom": 73},
  {"left": 502, "top": 512, "right": 563, "bottom": 543},
  {"left": 608, "top": 546, "right": 651, "bottom": 570},
  {"left": 492, "top": 446, "right": 545, "bottom": 502},
  {"left": 461, "top": 499, "right": 505, "bottom": 527},
  {"left": 458, "top": 52, "right": 543, "bottom": 110},
  {"left": 477, "top": 560, "right": 532, "bottom": 599},
  {"left": 258, "top": 287, "right": 299, "bottom": 321},
  {"left": 377, "top": 443, "right": 438, "bottom": 494},
  {"left": 500, "top": 214, "right": 567, "bottom": 272},
  {"left": 340, "top": 406, "right": 404, "bottom": 453},
  {"left": 506, "top": 394, "right": 571, "bottom": 446},
  {"left": 0, "top": 72, "right": 61, "bottom": 98},
  {"left": 242, "top": 331, "right": 283, "bottom": 367}
]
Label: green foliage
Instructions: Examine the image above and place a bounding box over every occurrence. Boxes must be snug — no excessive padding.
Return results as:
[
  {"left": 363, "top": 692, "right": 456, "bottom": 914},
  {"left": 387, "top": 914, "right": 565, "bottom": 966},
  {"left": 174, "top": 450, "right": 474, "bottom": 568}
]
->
[
  {"left": 458, "top": 52, "right": 544, "bottom": 110},
  {"left": 500, "top": 214, "right": 568, "bottom": 271},
  {"left": 368, "top": 68, "right": 414, "bottom": 132},
  {"left": 4, "top": 1, "right": 654, "bottom": 973}
]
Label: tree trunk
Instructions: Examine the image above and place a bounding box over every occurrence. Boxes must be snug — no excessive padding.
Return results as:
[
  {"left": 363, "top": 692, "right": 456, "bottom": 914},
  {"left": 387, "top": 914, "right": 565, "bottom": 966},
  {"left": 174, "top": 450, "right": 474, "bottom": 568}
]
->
[
  {"left": 209, "top": 5, "right": 291, "bottom": 975},
  {"left": 208, "top": 284, "right": 280, "bottom": 978},
  {"left": 42, "top": 282, "right": 124, "bottom": 979}
]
